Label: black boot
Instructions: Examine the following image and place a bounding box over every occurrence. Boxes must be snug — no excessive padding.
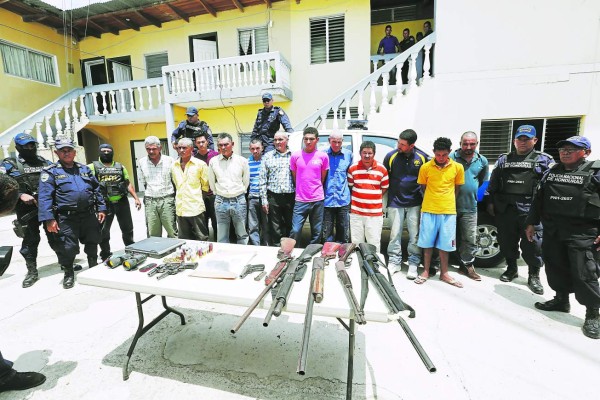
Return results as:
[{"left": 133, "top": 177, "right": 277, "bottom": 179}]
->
[
  {"left": 583, "top": 308, "right": 600, "bottom": 339},
  {"left": 500, "top": 259, "right": 518, "bottom": 282},
  {"left": 62, "top": 265, "right": 75, "bottom": 289},
  {"left": 527, "top": 266, "right": 544, "bottom": 295},
  {"left": 87, "top": 256, "right": 98, "bottom": 269},
  {"left": 22, "top": 261, "right": 39, "bottom": 288},
  {"left": 0, "top": 371, "right": 46, "bottom": 392},
  {"left": 535, "top": 292, "right": 570, "bottom": 313}
]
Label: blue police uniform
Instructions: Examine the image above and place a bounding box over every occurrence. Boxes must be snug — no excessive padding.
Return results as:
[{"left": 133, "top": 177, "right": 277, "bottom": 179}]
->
[
  {"left": 171, "top": 120, "right": 214, "bottom": 150},
  {"left": 251, "top": 106, "right": 294, "bottom": 153},
  {"left": 488, "top": 146, "right": 554, "bottom": 289},
  {"left": 38, "top": 159, "right": 107, "bottom": 271}
]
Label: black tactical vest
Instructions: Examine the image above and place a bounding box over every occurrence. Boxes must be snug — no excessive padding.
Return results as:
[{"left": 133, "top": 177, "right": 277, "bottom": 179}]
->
[
  {"left": 542, "top": 161, "right": 600, "bottom": 220},
  {"left": 499, "top": 151, "right": 541, "bottom": 195},
  {"left": 13, "top": 158, "right": 45, "bottom": 194},
  {"left": 93, "top": 161, "right": 126, "bottom": 197}
]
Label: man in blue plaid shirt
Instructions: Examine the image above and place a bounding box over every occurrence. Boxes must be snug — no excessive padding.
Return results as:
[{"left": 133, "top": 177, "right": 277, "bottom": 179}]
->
[{"left": 259, "top": 132, "right": 295, "bottom": 246}]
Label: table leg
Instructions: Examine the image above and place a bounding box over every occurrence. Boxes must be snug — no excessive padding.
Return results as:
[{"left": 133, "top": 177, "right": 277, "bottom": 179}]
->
[
  {"left": 336, "top": 318, "right": 355, "bottom": 400},
  {"left": 122, "top": 293, "right": 186, "bottom": 380}
]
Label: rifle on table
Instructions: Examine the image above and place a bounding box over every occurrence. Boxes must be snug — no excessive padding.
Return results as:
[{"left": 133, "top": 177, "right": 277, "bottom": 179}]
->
[
  {"left": 297, "top": 256, "right": 324, "bottom": 375},
  {"left": 263, "top": 243, "right": 323, "bottom": 327},
  {"left": 230, "top": 238, "right": 296, "bottom": 334},
  {"left": 334, "top": 243, "right": 366, "bottom": 325},
  {"left": 312, "top": 242, "right": 342, "bottom": 303},
  {"left": 357, "top": 243, "right": 436, "bottom": 372}
]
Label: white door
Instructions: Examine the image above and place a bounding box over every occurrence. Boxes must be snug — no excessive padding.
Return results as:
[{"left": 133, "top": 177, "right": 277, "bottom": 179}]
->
[
  {"left": 192, "top": 39, "right": 217, "bottom": 61},
  {"left": 112, "top": 62, "right": 133, "bottom": 112}
]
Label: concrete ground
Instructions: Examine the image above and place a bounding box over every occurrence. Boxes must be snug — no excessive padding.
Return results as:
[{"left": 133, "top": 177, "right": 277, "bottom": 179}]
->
[{"left": 0, "top": 198, "right": 598, "bottom": 400}]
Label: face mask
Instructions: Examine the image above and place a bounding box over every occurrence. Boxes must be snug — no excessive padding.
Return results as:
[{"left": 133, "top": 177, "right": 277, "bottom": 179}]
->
[
  {"left": 100, "top": 152, "right": 114, "bottom": 163},
  {"left": 19, "top": 148, "right": 37, "bottom": 161}
]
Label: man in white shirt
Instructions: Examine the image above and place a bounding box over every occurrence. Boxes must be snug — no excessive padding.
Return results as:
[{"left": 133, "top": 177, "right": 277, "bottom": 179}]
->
[
  {"left": 136, "top": 136, "right": 177, "bottom": 238},
  {"left": 208, "top": 133, "right": 250, "bottom": 244}
]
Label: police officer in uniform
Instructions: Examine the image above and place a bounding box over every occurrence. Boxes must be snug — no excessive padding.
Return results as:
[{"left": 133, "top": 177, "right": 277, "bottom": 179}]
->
[
  {"left": 487, "top": 125, "right": 554, "bottom": 294},
  {"left": 250, "top": 93, "right": 294, "bottom": 153},
  {"left": 88, "top": 144, "right": 141, "bottom": 262},
  {"left": 38, "top": 138, "right": 106, "bottom": 289},
  {"left": 0, "top": 133, "right": 62, "bottom": 288},
  {"left": 526, "top": 136, "right": 600, "bottom": 339},
  {"left": 171, "top": 106, "right": 214, "bottom": 151}
]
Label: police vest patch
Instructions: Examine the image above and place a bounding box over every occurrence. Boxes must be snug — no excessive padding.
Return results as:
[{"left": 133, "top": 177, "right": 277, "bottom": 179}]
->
[{"left": 41, "top": 172, "right": 49, "bottom": 182}]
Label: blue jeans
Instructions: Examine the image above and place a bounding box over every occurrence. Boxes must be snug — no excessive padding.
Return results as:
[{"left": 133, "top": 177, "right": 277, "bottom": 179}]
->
[
  {"left": 247, "top": 197, "right": 269, "bottom": 246},
  {"left": 290, "top": 200, "right": 324, "bottom": 245},
  {"left": 456, "top": 212, "right": 478, "bottom": 265},
  {"left": 215, "top": 195, "right": 248, "bottom": 244},
  {"left": 387, "top": 206, "right": 421, "bottom": 266},
  {"left": 322, "top": 205, "right": 350, "bottom": 243}
]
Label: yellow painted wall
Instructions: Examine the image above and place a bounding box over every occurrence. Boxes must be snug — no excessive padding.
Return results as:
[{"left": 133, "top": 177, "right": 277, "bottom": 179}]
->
[
  {"left": 0, "top": 8, "right": 82, "bottom": 132},
  {"left": 370, "top": 19, "right": 434, "bottom": 55}
]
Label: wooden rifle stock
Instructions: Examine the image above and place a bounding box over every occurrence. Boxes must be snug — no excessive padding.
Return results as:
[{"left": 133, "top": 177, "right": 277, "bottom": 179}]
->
[{"left": 312, "top": 242, "right": 340, "bottom": 303}]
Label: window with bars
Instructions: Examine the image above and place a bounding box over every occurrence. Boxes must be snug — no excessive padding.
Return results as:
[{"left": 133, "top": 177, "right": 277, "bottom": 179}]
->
[
  {"left": 371, "top": 5, "right": 418, "bottom": 24},
  {"left": 145, "top": 52, "right": 169, "bottom": 79},
  {"left": 310, "top": 15, "right": 345, "bottom": 64},
  {"left": 239, "top": 27, "right": 269, "bottom": 56},
  {"left": 479, "top": 117, "right": 581, "bottom": 162},
  {"left": 0, "top": 40, "right": 58, "bottom": 85}
]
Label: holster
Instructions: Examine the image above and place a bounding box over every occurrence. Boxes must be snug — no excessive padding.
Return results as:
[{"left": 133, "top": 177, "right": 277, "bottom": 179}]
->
[{"left": 12, "top": 219, "right": 25, "bottom": 238}]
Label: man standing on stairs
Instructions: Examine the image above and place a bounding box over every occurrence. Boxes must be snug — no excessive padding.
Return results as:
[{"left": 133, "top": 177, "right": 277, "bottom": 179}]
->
[
  {"left": 88, "top": 144, "right": 141, "bottom": 263},
  {"left": 525, "top": 136, "right": 600, "bottom": 339},
  {"left": 487, "top": 125, "right": 554, "bottom": 295},
  {"left": 38, "top": 138, "right": 106, "bottom": 289},
  {"left": 0, "top": 133, "right": 62, "bottom": 288}
]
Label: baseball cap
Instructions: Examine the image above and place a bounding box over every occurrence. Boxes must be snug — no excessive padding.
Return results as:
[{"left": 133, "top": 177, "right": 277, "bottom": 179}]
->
[
  {"left": 55, "top": 138, "right": 75, "bottom": 149},
  {"left": 262, "top": 92, "right": 273, "bottom": 101},
  {"left": 99, "top": 143, "right": 114, "bottom": 152},
  {"left": 185, "top": 106, "right": 198, "bottom": 116},
  {"left": 14, "top": 133, "right": 36, "bottom": 146},
  {"left": 514, "top": 125, "right": 537, "bottom": 138},
  {"left": 556, "top": 136, "right": 591, "bottom": 150}
]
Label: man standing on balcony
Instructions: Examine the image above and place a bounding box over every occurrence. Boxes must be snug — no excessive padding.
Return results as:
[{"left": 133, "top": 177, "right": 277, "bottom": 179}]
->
[
  {"left": 194, "top": 132, "right": 219, "bottom": 240},
  {"left": 259, "top": 132, "right": 295, "bottom": 246},
  {"left": 377, "top": 25, "right": 401, "bottom": 85},
  {"left": 1, "top": 133, "right": 63, "bottom": 288},
  {"left": 251, "top": 93, "right": 294, "bottom": 153},
  {"left": 450, "top": 131, "right": 489, "bottom": 282},
  {"left": 290, "top": 127, "right": 329, "bottom": 245},
  {"left": 487, "top": 125, "right": 554, "bottom": 295},
  {"left": 137, "top": 136, "right": 178, "bottom": 238},
  {"left": 171, "top": 106, "right": 214, "bottom": 151},
  {"left": 347, "top": 141, "right": 389, "bottom": 252},
  {"left": 399, "top": 28, "right": 415, "bottom": 85},
  {"left": 323, "top": 132, "right": 353, "bottom": 243},
  {"left": 384, "top": 129, "right": 428, "bottom": 278},
  {"left": 171, "top": 138, "right": 209, "bottom": 240},
  {"left": 208, "top": 133, "right": 250, "bottom": 244},
  {"left": 38, "top": 138, "right": 106, "bottom": 289},
  {"left": 89, "top": 144, "right": 141, "bottom": 263}
]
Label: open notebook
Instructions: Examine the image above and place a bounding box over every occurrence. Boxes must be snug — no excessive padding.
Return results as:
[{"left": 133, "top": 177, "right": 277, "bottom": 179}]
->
[{"left": 189, "top": 249, "right": 257, "bottom": 279}]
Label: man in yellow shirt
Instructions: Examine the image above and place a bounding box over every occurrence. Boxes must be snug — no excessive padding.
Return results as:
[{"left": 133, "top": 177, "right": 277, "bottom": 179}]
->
[
  {"left": 171, "top": 138, "right": 210, "bottom": 240},
  {"left": 415, "top": 137, "right": 465, "bottom": 288}
]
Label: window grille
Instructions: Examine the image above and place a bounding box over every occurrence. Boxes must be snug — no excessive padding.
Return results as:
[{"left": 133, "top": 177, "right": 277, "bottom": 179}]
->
[
  {"left": 239, "top": 27, "right": 269, "bottom": 56},
  {"left": 0, "top": 40, "right": 58, "bottom": 85},
  {"left": 310, "top": 15, "right": 345, "bottom": 64},
  {"left": 145, "top": 52, "right": 169, "bottom": 79}
]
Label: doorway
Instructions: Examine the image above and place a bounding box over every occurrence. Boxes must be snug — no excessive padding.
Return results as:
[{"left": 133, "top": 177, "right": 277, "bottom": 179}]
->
[
  {"left": 81, "top": 56, "right": 133, "bottom": 113},
  {"left": 130, "top": 138, "right": 169, "bottom": 192},
  {"left": 189, "top": 33, "right": 218, "bottom": 62}
]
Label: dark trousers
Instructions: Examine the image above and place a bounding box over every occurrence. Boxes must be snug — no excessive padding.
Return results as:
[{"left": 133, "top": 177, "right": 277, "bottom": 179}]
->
[
  {"left": 100, "top": 197, "right": 134, "bottom": 260},
  {"left": 55, "top": 211, "right": 101, "bottom": 266},
  {"left": 248, "top": 197, "right": 269, "bottom": 246},
  {"left": 322, "top": 205, "right": 350, "bottom": 243},
  {"left": 401, "top": 60, "right": 409, "bottom": 84},
  {"left": 204, "top": 194, "right": 217, "bottom": 241},
  {"left": 177, "top": 213, "right": 208, "bottom": 241},
  {"left": 0, "top": 351, "right": 14, "bottom": 385},
  {"left": 19, "top": 214, "right": 60, "bottom": 263},
  {"left": 267, "top": 191, "right": 295, "bottom": 246},
  {"left": 495, "top": 206, "right": 543, "bottom": 268},
  {"left": 543, "top": 225, "right": 600, "bottom": 308}
]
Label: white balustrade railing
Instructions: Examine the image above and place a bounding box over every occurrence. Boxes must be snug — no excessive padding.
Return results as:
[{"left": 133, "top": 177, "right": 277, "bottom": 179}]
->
[
  {"left": 84, "top": 77, "right": 164, "bottom": 117},
  {"left": 295, "top": 33, "right": 436, "bottom": 131},
  {"left": 162, "top": 51, "right": 291, "bottom": 101}
]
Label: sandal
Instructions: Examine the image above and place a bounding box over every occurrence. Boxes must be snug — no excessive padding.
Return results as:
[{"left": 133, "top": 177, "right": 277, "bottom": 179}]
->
[
  {"left": 414, "top": 275, "right": 428, "bottom": 285},
  {"left": 441, "top": 277, "right": 463, "bottom": 288}
]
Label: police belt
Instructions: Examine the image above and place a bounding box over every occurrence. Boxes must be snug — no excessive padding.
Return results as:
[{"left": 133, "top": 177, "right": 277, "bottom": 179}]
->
[{"left": 56, "top": 207, "right": 95, "bottom": 216}]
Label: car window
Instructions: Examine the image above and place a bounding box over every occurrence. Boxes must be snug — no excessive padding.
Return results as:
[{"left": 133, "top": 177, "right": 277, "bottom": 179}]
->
[
  {"left": 362, "top": 135, "right": 397, "bottom": 163},
  {"left": 316, "top": 135, "right": 353, "bottom": 152}
]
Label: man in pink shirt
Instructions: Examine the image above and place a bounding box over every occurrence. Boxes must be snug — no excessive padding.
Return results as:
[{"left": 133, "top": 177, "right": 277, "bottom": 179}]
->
[{"left": 290, "top": 127, "right": 330, "bottom": 244}]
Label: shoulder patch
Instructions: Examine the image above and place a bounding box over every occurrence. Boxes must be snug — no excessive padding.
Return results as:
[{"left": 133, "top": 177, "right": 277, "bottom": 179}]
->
[
  {"left": 279, "top": 110, "right": 284, "bottom": 116},
  {"left": 41, "top": 172, "right": 49, "bottom": 182}
]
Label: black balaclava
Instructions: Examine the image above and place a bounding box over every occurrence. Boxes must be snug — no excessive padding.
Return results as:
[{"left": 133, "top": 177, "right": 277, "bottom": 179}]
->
[{"left": 99, "top": 144, "right": 114, "bottom": 163}]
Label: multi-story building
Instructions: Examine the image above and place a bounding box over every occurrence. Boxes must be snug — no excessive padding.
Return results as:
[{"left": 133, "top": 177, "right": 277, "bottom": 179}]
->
[{"left": 0, "top": 0, "right": 598, "bottom": 191}]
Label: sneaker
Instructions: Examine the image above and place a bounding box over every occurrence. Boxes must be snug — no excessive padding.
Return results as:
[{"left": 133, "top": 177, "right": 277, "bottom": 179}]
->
[
  {"left": 406, "top": 264, "right": 418, "bottom": 280},
  {"left": 388, "top": 263, "right": 402, "bottom": 274}
]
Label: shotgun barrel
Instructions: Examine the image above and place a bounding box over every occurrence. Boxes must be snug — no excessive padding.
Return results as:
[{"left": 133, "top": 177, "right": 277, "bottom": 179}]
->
[{"left": 335, "top": 261, "right": 366, "bottom": 325}]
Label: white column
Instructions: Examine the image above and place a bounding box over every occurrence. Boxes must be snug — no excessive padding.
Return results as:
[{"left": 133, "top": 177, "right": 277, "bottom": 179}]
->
[
  {"left": 1, "top": 145, "right": 9, "bottom": 158},
  {"left": 423, "top": 44, "right": 432, "bottom": 83},
  {"left": 369, "top": 81, "right": 377, "bottom": 115},
  {"left": 35, "top": 122, "right": 45, "bottom": 149},
  {"left": 44, "top": 115, "right": 55, "bottom": 146},
  {"left": 54, "top": 110, "right": 63, "bottom": 137},
  {"left": 164, "top": 103, "right": 177, "bottom": 158}
]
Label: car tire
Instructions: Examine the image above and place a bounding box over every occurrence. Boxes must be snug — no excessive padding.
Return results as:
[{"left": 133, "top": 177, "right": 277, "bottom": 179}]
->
[{"left": 474, "top": 212, "right": 503, "bottom": 268}]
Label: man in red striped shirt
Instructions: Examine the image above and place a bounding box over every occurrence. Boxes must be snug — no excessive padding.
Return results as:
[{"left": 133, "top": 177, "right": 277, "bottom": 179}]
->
[{"left": 347, "top": 141, "right": 389, "bottom": 252}]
